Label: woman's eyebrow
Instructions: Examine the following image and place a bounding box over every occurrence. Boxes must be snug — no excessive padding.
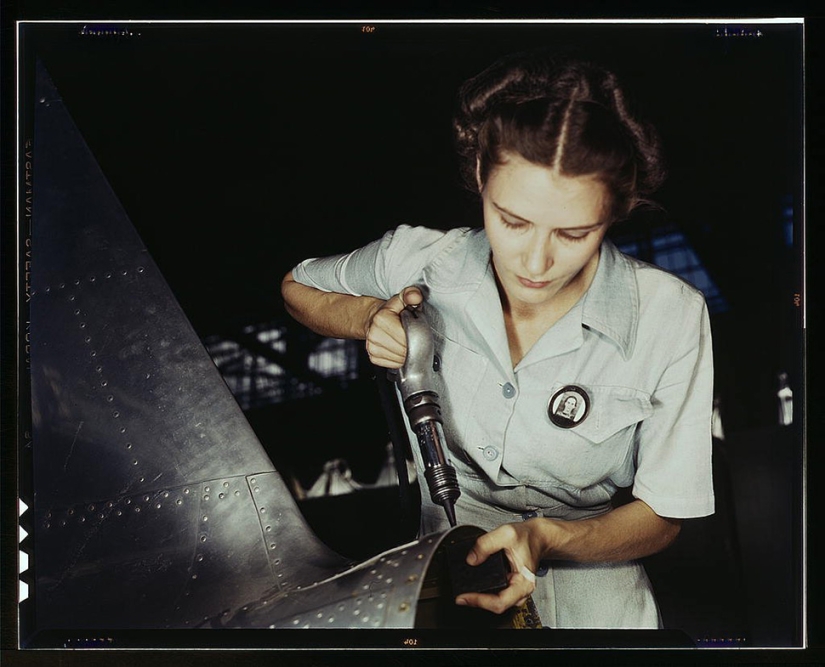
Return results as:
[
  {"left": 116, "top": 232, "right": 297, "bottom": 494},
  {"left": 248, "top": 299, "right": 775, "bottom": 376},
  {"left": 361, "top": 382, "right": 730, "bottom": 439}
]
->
[
  {"left": 492, "top": 201, "right": 606, "bottom": 230},
  {"left": 492, "top": 201, "right": 535, "bottom": 224}
]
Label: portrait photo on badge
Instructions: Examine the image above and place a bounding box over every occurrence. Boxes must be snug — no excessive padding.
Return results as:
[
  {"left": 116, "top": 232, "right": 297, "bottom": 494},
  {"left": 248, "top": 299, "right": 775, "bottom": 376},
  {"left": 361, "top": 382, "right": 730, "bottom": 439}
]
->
[{"left": 548, "top": 385, "right": 590, "bottom": 428}]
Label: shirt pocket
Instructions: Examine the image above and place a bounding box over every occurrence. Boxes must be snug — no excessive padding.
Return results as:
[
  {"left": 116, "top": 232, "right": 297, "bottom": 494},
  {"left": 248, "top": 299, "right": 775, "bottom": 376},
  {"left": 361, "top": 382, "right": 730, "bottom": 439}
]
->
[
  {"left": 565, "top": 384, "right": 654, "bottom": 444},
  {"left": 514, "top": 383, "right": 653, "bottom": 489}
]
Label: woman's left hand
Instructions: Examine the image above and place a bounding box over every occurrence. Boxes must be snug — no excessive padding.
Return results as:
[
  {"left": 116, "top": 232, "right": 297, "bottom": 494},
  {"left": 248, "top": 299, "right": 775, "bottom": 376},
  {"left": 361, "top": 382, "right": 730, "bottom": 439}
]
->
[
  {"left": 453, "top": 501, "right": 683, "bottom": 614},
  {"left": 455, "top": 520, "right": 545, "bottom": 614}
]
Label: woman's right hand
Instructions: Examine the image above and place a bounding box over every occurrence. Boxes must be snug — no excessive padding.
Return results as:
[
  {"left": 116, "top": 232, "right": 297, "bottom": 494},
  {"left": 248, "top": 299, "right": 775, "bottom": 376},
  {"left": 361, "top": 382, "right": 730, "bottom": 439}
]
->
[{"left": 364, "top": 286, "right": 423, "bottom": 369}]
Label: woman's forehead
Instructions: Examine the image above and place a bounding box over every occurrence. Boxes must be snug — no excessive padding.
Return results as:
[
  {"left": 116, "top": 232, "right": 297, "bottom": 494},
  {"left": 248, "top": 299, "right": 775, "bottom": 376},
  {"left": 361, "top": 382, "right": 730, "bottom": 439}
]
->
[{"left": 486, "top": 155, "right": 610, "bottom": 225}]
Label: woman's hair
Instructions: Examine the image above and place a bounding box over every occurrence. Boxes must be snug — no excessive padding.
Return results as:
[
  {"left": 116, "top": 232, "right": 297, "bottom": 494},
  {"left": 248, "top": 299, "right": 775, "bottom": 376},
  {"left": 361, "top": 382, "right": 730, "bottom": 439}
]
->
[{"left": 453, "top": 51, "right": 666, "bottom": 222}]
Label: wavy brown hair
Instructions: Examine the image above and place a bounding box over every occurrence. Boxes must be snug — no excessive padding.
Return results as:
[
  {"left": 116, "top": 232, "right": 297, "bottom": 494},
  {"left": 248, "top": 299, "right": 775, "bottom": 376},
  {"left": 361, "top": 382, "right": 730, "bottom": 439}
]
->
[{"left": 454, "top": 51, "right": 666, "bottom": 222}]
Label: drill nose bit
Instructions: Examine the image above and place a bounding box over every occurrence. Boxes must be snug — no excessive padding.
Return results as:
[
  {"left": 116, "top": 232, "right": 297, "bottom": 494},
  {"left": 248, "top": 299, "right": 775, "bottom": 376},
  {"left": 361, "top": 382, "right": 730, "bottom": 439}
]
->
[{"left": 443, "top": 496, "right": 458, "bottom": 527}]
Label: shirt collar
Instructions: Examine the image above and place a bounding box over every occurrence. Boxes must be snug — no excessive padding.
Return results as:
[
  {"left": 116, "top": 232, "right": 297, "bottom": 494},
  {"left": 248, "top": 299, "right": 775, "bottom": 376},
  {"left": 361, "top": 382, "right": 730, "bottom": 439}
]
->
[
  {"left": 434, "top": 230, "right": 639, "bottom": 365},
  {"left": 581, "top": 238, "right": 640, "bottom": 360}
]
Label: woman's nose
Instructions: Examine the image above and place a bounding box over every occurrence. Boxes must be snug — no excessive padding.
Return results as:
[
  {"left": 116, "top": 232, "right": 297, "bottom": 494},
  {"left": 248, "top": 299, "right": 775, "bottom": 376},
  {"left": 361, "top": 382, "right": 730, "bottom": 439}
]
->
[{"left": 524, "top": 234, "right": 552, "bottom": 276}]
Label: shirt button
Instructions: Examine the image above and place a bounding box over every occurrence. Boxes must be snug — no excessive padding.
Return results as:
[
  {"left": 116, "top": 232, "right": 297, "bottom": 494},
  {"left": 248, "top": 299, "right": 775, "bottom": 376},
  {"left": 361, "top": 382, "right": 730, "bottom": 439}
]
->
[
  {"left": 502, "top": 382, "right": 516, "bottom": 399},
  {"left": 482, "top": 446, "right": 499, "bottom": 461}
]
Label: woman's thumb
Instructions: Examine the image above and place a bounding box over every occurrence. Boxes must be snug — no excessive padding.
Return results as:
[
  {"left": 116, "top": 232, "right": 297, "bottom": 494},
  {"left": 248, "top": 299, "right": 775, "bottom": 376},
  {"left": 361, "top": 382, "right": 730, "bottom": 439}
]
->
[{"left": 400, "top": 286, "right": 424, "bottom": 308}]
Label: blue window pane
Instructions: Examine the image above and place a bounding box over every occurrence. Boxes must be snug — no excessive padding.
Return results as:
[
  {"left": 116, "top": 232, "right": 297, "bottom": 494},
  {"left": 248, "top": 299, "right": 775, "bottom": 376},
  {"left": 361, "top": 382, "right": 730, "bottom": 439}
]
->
[
  {"left": 617, "top": 241, "right": 639, "bottom": 257},
  {"left": 652, "top": 233, "right": 681, "bottom": 249},
  {"left": 616, "top": 225, "right": 728, "bottom": 314}
]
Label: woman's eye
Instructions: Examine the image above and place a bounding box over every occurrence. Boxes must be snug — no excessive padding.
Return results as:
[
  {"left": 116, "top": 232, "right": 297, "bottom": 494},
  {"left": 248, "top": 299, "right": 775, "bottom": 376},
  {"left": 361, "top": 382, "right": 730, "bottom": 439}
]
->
[
  {"left": 501, "top": 218, "right": 527, "bottom": 231},
  {"left": 558, "top": 230, "right": 589, "bottom": 243}
]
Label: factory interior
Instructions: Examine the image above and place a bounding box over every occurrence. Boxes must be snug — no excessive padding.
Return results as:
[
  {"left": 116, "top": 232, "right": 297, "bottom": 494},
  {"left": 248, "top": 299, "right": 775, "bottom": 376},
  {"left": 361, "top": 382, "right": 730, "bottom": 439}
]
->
[{"left": 17, "top": 21, "right": 808, "bottom": 648}]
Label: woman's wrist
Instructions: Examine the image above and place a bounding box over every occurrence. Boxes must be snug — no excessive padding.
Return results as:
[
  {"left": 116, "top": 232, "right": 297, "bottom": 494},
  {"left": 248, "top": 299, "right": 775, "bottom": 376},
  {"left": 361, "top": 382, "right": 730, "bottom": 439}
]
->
[
  {"left": 360, "top": 298, "right": 384, "bottom": 339},
  {"left": 528, "top": 513, "right": 612, "bottom": 563},
  {"left": 526, "top": 517, "right": 571, "bottom": 563}
]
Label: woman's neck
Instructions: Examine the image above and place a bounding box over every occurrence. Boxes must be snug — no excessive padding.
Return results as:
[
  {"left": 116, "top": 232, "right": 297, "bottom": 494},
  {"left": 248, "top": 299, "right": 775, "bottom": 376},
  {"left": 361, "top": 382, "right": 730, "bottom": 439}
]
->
[{"left": 500, "top": 250, "right": 600, "bottom": 366}]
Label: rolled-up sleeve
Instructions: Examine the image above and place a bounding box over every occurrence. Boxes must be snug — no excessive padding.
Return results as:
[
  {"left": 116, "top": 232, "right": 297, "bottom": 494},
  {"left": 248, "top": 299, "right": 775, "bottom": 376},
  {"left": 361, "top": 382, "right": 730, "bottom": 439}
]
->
[
  {"left": 632, "top": 293, "right": 715, "bottom": 519},
  {"left": 291, "top": 224, "right": 463, "bottom": 300}
]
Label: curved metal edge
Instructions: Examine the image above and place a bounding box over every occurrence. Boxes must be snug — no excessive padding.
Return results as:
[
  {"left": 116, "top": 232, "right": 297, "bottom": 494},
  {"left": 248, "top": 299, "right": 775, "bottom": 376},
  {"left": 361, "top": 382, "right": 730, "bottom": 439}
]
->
[{"left": 218, "top": 524, "right": 485, "bottom": 629}]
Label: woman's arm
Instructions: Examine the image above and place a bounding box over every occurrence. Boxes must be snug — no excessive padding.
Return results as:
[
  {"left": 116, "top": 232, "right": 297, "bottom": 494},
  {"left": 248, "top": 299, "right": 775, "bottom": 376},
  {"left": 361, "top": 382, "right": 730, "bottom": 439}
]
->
[
  {"left": 535, "top": 498, "right": 681, "bottom": 563},
  {"left": 282, "top": 225, "right": 463, "bottom": 366},
  {"left": 455, "top": 499, "right": 680, "bottom": 614},
  {"left": 281, "top": 271, "right": 422, "bottom": 368},
  {"left": 281, "top": 271, "right": 382, "bottom": 340}
]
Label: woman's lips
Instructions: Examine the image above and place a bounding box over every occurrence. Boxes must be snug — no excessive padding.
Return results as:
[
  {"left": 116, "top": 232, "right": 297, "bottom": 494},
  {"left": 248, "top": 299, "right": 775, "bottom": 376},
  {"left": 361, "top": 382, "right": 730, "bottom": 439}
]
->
[{"left": 518, "top": 276, "right": 551, "bottom": 288}]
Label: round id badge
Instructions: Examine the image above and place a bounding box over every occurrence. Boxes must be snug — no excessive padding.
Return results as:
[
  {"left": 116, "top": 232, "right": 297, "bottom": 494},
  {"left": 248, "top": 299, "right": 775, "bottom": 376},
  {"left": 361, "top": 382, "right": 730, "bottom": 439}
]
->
[{"left": 548, "top": 385, "right": 590, "bottom": 428}]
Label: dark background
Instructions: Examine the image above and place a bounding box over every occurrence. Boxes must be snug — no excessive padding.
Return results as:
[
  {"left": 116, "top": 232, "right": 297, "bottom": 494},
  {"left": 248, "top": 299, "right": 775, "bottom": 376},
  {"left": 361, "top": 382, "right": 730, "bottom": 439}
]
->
[
  {"left": 23, "top": 21, "right": 803, "bottom": 433},
  {"left": 11, "top": 19, "right": 810, "bottom": 653}
]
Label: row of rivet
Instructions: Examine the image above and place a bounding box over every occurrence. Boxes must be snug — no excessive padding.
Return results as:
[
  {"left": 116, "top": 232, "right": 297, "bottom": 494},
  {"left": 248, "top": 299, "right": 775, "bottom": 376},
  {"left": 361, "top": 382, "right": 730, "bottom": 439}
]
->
[
  {"left": 169, "top": 487, "right": 199, "bottom": 625},
  {"left": 190, "top": 480, "right": 243, "bottom": 581},
  {"left": 276, "top": 590, "right": 406, "bottom": 628},
  {"left": 34, "top": 267, "right": 146, "bottom": 297},
  {"left": 248, "top": 476, "right": 286, "bottom": 588},
  {"left": 41, "top": 488, "right": 193, "bottom": 530},
  {"left": 69, "top": 293, "right": 149, "bottom": 471},
  {"left": 172, "top": 481, "right": 218, "bottom": 626},
  {"left": 259, "top": 543, "right": 427, "bottom": 628},
  {"left": 348, "top": 550, "right": 425, "bottom": 613},
  {"left": 196, "top": 483, "right": 212, "bottom": 555}
]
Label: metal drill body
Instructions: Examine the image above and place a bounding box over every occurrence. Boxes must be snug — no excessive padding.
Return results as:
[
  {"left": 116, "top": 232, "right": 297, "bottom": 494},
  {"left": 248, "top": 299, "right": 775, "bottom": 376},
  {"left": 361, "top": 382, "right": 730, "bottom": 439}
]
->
[{"left": 397, "top": 305, "right": 461, "bottom": 527}]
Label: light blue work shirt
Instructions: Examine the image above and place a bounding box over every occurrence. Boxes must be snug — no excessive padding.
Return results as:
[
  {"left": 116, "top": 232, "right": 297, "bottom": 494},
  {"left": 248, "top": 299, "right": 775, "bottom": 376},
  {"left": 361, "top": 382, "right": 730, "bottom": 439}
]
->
[{"left": 292, "top": 224, "right": 715, "bottom": 628}]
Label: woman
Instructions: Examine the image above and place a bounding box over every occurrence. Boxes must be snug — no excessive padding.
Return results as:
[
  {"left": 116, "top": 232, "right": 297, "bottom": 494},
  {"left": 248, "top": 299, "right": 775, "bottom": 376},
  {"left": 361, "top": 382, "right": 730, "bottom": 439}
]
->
[{"left": 281, "top": 51, "right": 714, "bottom": 628}]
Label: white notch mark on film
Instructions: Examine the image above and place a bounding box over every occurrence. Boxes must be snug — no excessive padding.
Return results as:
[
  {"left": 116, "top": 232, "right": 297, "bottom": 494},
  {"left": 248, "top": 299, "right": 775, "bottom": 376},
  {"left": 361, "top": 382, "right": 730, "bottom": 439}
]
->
[{"left": 19, "top": 499, "right": 29, "bottom": 602}]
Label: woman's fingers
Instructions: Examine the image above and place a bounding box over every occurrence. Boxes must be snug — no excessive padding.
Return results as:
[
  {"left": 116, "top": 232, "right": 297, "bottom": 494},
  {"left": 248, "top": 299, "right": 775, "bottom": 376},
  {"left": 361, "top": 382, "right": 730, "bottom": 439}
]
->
[
  {"left": 364, "top": 287, "right": 423, "bottom": 368},
  {"left": 455, "top": 570, "right": 536, "bottom": 615},
  {"left": 465, "top": 523, "right": 520, "bottom": 566},
  {"left": 455, "top": 523, "right": 540, "bottom": 614}
]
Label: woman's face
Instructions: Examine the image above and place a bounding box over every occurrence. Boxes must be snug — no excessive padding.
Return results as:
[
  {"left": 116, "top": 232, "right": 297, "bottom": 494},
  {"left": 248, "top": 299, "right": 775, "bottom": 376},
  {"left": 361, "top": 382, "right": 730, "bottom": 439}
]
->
[{"left": 480, "top": 152, "right": 610, "bottom": 314}]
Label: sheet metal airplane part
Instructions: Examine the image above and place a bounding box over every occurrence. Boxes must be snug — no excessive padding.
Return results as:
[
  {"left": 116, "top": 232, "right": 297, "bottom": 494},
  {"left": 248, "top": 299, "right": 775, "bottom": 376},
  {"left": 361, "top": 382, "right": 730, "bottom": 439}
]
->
[
  {"left": 24, "top": 59, "right": 535, "bottom": 635},
  {"left": 220, "top": 525, "right": 490, "bottom": 628},
  {"left": 396, "top": 305, "right": 461, "bottom": 527}
]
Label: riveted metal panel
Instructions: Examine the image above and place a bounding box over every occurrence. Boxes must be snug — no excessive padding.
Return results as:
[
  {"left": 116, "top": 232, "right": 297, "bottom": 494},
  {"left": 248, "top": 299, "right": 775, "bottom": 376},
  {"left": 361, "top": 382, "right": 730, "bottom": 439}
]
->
[
  {"left": 34, "top": 483, "right": 201, "bottom": 628},
  {"left": 246, "top": 472, "right": 349, "bottom": 593},
  {"left": 163, "top": 477, "right": 279, "bottom": 628},
  {"left": 29, "top": 60, "right": 275, "bottom": 512},
  {"left": 27, "top": 61, "right": 351, "bottom": 632}
]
